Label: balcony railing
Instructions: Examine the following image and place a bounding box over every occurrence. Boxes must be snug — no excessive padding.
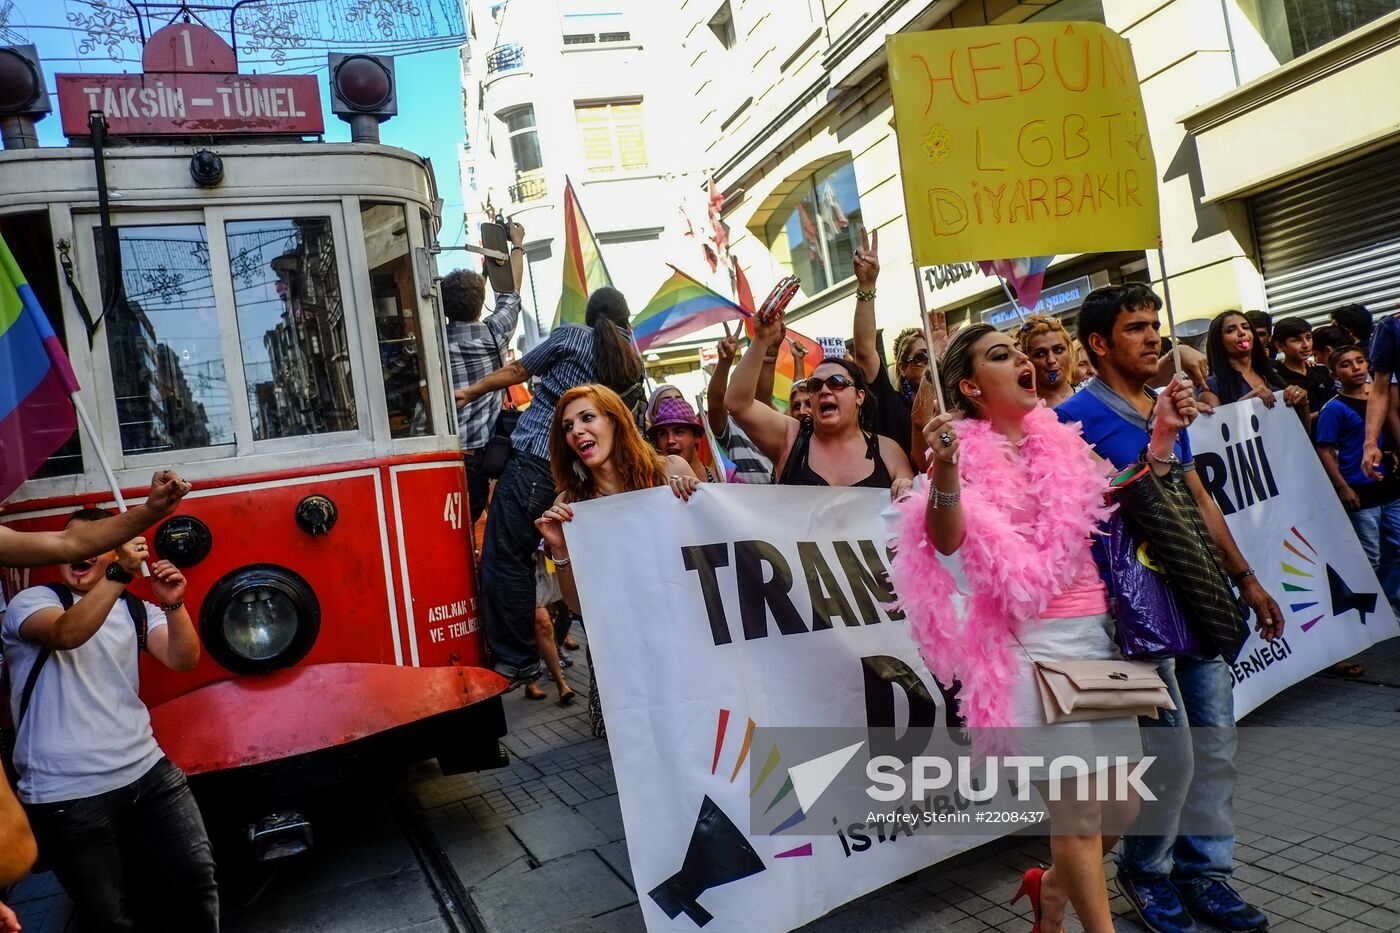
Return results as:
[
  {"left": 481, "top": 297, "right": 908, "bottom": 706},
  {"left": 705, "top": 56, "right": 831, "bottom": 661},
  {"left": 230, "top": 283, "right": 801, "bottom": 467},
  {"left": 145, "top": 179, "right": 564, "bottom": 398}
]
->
[
  {"left": 486, "top": 43, "right": 524, "bottom": 75},
  {"left": 509, "top": 175, "right": 548, "bottom": 203}
]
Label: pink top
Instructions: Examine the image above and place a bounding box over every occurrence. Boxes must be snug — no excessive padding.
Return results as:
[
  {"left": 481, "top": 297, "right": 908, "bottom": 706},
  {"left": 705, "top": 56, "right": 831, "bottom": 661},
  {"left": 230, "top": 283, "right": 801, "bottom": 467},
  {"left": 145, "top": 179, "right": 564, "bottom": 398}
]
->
[{"left": 1041, "top": 545, "right": 1109, "bottom": 618}]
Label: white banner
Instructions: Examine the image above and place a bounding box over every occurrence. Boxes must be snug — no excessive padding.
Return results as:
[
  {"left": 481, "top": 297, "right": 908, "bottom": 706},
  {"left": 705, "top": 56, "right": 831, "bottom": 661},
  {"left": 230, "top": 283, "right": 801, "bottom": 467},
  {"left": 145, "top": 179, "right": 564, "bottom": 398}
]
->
[
  {"left": 568, "top": 485, "right": 979, "bottom": 932},
  {"left": 1186, "top": 398, "right": 1399, "bottom": 716},
  {"left": 567, "top": 404, "right": 1398, "bottom": 931}
]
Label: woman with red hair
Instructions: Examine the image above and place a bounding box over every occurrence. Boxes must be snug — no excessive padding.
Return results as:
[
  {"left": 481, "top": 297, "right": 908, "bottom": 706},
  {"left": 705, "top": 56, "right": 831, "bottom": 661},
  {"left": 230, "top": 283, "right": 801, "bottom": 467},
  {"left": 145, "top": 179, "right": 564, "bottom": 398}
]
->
[{"left": 534, "top": 384, "right": 699, "bottom": 735}]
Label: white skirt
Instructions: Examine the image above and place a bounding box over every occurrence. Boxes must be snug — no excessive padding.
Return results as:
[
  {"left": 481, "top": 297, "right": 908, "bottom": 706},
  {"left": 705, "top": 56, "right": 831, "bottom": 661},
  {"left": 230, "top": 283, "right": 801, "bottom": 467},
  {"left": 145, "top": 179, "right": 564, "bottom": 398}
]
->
[{"left": 1001, "top": 611, "right": 1143, "bottom": 770}]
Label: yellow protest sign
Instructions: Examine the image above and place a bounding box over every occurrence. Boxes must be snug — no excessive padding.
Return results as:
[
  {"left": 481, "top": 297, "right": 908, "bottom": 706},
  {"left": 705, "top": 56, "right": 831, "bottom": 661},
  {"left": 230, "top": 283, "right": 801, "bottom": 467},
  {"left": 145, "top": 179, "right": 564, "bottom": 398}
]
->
[{"left": 888, "top": 22, "right": 1160, "bottom": 265}]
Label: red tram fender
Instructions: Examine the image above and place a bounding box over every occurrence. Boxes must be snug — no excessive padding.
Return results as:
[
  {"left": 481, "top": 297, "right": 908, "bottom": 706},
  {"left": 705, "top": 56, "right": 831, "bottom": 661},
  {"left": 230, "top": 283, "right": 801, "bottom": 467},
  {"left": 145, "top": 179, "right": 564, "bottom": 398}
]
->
[{"left": 151, "top": 662, "right": 508, "bottom": 775}]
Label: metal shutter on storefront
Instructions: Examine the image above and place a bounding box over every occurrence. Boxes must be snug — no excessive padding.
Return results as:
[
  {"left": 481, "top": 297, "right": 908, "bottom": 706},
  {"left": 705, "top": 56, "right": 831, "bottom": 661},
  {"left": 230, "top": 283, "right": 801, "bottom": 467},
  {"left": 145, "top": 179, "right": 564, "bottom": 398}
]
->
[{"left": 1251, "top": 142, "right": 1400, "bottom": 324}]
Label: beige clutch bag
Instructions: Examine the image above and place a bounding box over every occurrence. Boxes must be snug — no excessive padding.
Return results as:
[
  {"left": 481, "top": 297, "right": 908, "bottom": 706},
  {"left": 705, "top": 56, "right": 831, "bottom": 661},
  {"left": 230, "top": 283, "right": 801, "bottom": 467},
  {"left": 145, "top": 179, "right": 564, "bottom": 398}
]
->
[{"left": 1032, "top": 659, "right": 1176, "bottom": 724}]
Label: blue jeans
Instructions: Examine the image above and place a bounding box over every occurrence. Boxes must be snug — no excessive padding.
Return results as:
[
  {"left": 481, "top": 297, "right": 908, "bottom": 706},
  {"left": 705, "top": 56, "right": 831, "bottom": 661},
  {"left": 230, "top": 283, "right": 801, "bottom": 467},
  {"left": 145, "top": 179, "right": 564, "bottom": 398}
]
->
[
  {"left": 1118, "top": 656, "right": 1237, "bottom": 884},
  {"left": 479, "top": 450, "right": 555, "bottom": 678},
  {"left": 23, "top": 757, "right": 219, "bottom": 932},
  {"left": 1348, "top": 500, "right": 1400, "bottom": 614}
]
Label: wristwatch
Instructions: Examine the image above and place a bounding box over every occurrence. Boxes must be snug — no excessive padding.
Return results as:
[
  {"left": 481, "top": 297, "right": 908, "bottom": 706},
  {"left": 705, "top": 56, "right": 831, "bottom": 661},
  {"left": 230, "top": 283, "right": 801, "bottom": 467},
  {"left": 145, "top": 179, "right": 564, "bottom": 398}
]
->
[{"left": 105, "top": 563, "right": 136, "bottom": 584}]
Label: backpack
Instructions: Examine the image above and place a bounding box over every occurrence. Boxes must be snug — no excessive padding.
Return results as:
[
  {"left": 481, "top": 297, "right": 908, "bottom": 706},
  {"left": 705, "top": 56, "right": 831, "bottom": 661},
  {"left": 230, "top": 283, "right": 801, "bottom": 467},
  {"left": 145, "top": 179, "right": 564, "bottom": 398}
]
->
[{"left": 1, "top": 583, "right": 148, "bottom": 778}]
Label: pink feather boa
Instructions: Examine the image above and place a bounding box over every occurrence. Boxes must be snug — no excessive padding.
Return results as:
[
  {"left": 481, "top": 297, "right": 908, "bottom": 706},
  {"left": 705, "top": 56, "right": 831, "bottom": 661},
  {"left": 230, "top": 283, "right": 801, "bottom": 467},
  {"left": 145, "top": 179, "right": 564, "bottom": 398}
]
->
[{"left": 889, "top": 404, "right": 1114, "bottom": 728}]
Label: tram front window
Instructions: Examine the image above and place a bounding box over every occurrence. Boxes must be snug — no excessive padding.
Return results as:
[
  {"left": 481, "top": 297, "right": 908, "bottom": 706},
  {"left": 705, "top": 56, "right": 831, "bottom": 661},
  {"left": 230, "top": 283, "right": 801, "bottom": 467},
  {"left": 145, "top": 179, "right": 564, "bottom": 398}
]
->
[
  {"left": 227, "top": 218, "right": 358, "bottom": 441},
  {"left": 361, "top": 202, "right": 432, "bottom": 438},
  {"left": 100, "top": 224, "right": 235, "bottom": 455}
]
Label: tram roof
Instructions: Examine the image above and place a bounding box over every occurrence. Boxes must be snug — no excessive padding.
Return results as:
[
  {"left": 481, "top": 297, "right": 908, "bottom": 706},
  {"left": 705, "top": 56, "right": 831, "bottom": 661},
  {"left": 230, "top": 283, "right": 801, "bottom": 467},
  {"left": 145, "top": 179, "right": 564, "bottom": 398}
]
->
[{"left": 0, "top": 141, "right": 439, "bottom": 216}]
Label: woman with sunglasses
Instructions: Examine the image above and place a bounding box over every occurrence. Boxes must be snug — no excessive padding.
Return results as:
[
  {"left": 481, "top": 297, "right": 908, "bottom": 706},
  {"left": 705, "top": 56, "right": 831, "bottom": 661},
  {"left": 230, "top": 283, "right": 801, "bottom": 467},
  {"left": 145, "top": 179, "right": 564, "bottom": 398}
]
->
[
  {"left": 1015, "top": 314, "right": 1078, "bottom": 408},
  {"left": 725, "top": 306, "right": 913, "bottom": 496},
  {"left": 890, "top": 323, "right": 1197, "bottom": 933}
]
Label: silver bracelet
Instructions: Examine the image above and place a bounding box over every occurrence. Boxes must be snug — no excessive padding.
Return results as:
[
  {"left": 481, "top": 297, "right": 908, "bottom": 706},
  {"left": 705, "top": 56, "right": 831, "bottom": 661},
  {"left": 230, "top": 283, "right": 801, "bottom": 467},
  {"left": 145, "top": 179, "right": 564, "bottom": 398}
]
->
[
  {"left": 551, "top": 554, "right": 572, "bottom": 569},
  {"left": 928, "top": 482, "right": 961, "bottom": 508}
]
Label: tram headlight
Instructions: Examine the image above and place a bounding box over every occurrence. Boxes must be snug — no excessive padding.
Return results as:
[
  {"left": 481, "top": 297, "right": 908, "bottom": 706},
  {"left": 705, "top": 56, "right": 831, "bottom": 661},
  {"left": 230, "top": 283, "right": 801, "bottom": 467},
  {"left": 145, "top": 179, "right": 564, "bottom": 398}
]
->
[{"left": 200, "top": 565, "right": 319, "bottom": 674}]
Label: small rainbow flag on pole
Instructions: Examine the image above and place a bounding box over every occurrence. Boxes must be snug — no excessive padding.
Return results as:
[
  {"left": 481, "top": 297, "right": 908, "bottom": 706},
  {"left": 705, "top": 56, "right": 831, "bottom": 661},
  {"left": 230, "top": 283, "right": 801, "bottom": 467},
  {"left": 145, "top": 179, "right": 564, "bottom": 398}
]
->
[
  {"left": 1, "top": 233, "right": 79, "bottom": 501},
  {"left": 554, "top": 177, "right": 612, "bottom": 327},
  {"left": 633, "top": 265, "right": 750, "bottom": 353}
]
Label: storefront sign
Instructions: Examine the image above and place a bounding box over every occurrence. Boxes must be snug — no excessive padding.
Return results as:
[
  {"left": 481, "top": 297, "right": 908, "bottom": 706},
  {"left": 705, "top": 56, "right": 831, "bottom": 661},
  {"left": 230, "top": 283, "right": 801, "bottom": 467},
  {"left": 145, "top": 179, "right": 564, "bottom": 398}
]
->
[
  {"left": 983, "top": 275, "right": 1090, "bottom": 328},
  {"left": 888, "top": 22, "right": 1161, "bottom": 264},
  {"left": 921, "top": 262, "right": 978, "bottom": 292},
  {"left": 56, "top": 22, "right": 323, "bottom": 137}
]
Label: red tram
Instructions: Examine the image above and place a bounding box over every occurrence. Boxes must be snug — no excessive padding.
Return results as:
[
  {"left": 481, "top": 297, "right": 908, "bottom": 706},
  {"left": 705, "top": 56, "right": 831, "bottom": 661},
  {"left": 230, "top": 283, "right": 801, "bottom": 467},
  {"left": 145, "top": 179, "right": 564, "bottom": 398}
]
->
[{"left": 0, "top": 23, "right": 507, "bottom": 853}]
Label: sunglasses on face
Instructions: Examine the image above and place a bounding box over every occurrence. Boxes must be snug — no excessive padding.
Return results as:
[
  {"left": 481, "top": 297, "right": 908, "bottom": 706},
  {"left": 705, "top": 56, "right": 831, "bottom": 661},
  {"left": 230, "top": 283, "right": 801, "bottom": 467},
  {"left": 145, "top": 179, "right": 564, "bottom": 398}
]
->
[
  {"left": 902, "top": 350, "right": 930, "bottom": 366},
  {"left": 802, "top": 374, "right": 857, "bottom": 394}
]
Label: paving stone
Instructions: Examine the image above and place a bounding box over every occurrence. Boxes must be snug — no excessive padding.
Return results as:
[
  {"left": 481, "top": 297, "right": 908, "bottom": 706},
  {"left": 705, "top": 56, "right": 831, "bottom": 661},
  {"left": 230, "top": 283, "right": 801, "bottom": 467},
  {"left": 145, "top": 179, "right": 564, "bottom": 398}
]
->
[
  {"left": 436, "top": 825, "right": 532, "bottom": 888},
  {"left": 469, "top": 851, "right": 636, "bottom": 933},
  {"left": 574, "top": 794, "right": 627, "bottom": 842},
  {"left": 504, "top": 804, "right": 608, "bottom": 863},
  {"left": 595, "top": 838, "right": 634, "bottom": 889}
]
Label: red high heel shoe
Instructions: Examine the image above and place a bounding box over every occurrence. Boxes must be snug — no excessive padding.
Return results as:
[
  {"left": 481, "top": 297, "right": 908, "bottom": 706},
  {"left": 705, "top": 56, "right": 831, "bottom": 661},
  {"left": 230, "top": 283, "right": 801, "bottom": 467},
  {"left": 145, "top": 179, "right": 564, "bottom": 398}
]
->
[{"left": 1011, "top": 867, "right": 1048, "bottom": 933}]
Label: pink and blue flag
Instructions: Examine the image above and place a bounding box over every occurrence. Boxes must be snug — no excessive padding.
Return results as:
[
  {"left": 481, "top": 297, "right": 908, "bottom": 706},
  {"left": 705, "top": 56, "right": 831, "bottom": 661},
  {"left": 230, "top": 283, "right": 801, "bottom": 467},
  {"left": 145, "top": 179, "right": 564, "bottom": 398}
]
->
[
  {"left": 978, "top": 256, "right": 1054, "bottom": 312},
  {"left": 1, "top": 233, "right": 79, "bottom": 501},
  {"left": 632, "top": 265, "right": 750, "bottom": 352}
]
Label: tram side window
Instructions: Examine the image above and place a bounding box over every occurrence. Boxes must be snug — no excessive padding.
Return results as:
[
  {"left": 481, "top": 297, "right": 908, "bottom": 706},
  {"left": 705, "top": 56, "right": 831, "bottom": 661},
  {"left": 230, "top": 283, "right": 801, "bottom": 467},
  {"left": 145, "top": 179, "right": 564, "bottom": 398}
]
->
[
  {"left": 0, "top": 211, "right": 81, "bottom": 478},
  {"left": 361, "top": 203, "right": 432, "bottom": 438},
  {"left": 98, "top": 224, "right": 235, "bottom": 455},
  {"left": 227, "top": 218, "right": 359, "bottom": 441}
]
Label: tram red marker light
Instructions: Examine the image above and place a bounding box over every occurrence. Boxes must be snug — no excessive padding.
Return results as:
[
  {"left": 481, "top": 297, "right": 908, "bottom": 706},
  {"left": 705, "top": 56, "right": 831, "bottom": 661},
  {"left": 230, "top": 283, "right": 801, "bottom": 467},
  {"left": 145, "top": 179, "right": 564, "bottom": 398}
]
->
[
  {"left": 331, "top": 55, "right": 393, "bottom": 112},
  {"left": 0, "top": 45, "right": 49, "bottom": 115}
]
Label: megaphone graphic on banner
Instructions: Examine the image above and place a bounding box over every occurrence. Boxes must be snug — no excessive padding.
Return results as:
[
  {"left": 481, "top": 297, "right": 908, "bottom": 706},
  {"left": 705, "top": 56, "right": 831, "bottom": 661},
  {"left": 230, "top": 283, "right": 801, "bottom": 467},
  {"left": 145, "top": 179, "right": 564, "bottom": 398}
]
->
[
  {"left": 1328, "top": 564, "right": 1377, "bottom": 626},
  {"left": 648, "top": 795, "right": 766, "bottom": 927}
]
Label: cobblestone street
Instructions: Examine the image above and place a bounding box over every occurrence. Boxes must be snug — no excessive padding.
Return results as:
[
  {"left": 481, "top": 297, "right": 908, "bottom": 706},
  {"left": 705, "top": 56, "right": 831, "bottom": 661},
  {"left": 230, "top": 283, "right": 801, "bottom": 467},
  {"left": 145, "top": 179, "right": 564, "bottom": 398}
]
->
[{"left": 9, "top": 636, "right": 1400, "bottom": 932}]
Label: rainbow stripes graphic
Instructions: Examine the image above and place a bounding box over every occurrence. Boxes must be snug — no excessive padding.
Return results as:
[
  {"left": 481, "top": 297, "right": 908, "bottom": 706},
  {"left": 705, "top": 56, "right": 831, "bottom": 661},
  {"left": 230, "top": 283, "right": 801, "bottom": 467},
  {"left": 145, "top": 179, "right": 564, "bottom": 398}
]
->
[
  {"left": 710, "top": 708, "right": 812, "bottom": 858},
  {"left": 633, "top": 266, "right": 749, "bottom": 353},
  {"left": 1, "top": 233, "right": 79, "bottom": 501},
  {"left": 1279, "top": 526, "right": 1324, "bottom": 631},
  {"left": 553, "top": 177, "right": 612, "bottom": 327}
]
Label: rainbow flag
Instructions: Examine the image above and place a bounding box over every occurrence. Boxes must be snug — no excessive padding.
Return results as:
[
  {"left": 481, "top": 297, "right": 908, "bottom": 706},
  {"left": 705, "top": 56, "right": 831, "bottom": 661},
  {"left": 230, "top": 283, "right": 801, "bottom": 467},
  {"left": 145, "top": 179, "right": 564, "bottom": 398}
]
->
[
  {"left": 633, "top": 266, "right": 749, "bottom": 352},
  {"left": 1, "top": 233, "right": 79, "bottom": 501},
  {"left": 735, "top": 262, "right": 824, "bottom": 412},
  {"left": 978, "top": 256, "right": 1054, "bottom": 312},
  {"left": 554, "top": 177, "right": 612, "bottom": 327}
]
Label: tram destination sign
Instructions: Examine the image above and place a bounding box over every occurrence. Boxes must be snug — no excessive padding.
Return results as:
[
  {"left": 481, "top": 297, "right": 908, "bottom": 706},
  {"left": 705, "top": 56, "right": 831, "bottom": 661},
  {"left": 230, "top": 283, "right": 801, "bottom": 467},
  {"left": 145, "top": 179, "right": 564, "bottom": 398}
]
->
[{"left": 55, "top": 21, "right": 323, "bottom": 137}]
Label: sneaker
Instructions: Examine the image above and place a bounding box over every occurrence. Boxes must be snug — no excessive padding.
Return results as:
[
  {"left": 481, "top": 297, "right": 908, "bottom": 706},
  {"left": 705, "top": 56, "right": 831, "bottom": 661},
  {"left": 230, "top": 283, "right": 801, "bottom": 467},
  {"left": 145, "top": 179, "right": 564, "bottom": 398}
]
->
[
  {"left": 1178, "top": 879, "right": 1269, "bottom": 933},
  {"left": 1116, "top": 874, "right": 1198, "bottom": 933}
]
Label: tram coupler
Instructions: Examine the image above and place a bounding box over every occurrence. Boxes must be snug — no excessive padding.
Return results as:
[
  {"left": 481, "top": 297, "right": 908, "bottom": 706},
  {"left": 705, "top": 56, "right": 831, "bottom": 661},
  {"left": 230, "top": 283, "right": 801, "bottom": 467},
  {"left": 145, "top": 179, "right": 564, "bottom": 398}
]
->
[{"left": 248, "top": 811, "right": 313, "bottom": 861}]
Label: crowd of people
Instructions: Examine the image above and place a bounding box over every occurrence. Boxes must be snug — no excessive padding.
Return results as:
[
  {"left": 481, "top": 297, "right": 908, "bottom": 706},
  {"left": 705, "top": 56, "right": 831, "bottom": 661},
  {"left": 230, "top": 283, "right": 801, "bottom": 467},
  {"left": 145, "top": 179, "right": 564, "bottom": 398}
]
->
[
  {"left": 1, "top": 210, "right": 1395, "bottom": 933},
  {"left": 443, "top": 220, "right": 1397, "bottom": 933}
]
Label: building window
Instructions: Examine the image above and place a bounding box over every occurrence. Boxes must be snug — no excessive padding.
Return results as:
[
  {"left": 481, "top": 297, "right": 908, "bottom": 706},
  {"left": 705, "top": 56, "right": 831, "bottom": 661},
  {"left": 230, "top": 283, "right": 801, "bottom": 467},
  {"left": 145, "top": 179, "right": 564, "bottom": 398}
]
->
[
  {"left": 1257, "top": 0, "right": 1400, "bottom": 63},
  {"left": 708, "top": 1, "right": 736, "bottom": 49},
  {"left": 560, "top": 1, "right": 629, "bottom": 43},
  {"left": 501, "top": 105, "right": 542, "bottom": 177},
  {"left": 575, "top": 100, "right": 647, "bottom": 174},
  {"left": 762, "top": 159, "right": 863, "bottom": 297}
]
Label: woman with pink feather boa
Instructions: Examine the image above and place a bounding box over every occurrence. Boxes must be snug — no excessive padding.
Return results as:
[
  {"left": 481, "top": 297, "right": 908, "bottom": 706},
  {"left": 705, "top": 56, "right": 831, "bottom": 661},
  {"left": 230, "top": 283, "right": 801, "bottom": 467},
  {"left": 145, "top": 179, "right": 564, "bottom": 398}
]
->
[{"left": 889, "top": 323, "right": 1197, "bottom": 933}]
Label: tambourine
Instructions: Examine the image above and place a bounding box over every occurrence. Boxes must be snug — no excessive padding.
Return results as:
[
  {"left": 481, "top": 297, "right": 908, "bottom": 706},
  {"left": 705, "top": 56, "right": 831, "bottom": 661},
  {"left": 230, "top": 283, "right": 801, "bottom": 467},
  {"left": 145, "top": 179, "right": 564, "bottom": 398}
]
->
[{"left": 756, "top": 275, "right": 802, "bottom": 325}]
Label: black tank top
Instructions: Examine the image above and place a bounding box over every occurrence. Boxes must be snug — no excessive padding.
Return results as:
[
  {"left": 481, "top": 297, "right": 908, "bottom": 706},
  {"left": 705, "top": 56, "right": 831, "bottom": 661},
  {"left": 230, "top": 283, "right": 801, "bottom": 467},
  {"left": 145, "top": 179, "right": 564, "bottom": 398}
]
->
[{"left": 777, "top": 421, "right": 893, "bottom": 488}]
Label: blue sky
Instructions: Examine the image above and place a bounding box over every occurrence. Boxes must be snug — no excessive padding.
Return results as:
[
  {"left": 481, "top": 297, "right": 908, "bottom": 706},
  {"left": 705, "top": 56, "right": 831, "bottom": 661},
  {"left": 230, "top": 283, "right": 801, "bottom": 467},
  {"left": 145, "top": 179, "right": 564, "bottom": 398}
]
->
[{"left": 16, "top": 1, "right": 467, "bottom": 255}]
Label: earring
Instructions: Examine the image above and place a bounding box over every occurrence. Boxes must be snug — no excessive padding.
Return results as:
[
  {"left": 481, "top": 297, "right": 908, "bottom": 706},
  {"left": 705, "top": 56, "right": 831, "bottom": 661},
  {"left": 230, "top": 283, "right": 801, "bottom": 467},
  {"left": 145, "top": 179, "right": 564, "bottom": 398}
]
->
[
  {"left": 572, "top": 460, "right": 588, "bottom": 482},
  {"left": 969, "top": 388, "right": 982, "bottom": 396}
]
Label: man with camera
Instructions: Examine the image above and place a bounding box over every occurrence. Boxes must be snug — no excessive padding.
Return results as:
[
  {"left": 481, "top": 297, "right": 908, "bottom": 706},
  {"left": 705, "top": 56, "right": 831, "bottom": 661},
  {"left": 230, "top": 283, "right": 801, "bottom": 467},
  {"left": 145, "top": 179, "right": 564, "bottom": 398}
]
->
[{"left": 2, "top": 508, "right": 217, "bottom": 931}]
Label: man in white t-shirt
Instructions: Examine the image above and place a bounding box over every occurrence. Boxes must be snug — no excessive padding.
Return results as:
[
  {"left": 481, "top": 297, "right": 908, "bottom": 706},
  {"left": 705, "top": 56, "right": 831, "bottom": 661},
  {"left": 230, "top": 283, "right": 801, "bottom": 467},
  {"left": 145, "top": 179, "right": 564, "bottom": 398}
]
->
[{"left": 2, "top": 507, "right": 216, "bottom": 931}]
